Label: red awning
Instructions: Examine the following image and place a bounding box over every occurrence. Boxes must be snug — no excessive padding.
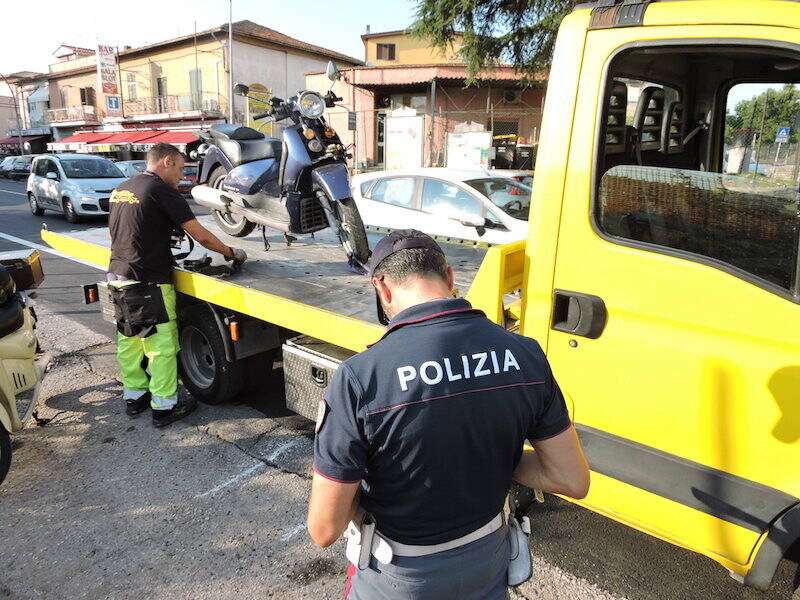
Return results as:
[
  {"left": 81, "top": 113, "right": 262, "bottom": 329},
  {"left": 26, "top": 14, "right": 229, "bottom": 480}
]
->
[
  {"left": 87, "top": 130, "right": 163, "bottom": 145},
  {"left": 53, "top": 132, "right": 115, "bottom": 145},
  {"left": 0, "top": 134, "right": 48, "bottom": 145},
  {"left": 142, "top": 131, "right": 198, "bottom": 145}
]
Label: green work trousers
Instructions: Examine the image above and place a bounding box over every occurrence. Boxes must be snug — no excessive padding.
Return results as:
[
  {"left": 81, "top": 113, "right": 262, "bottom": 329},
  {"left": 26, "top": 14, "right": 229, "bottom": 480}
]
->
[{"left": 112, "top": 282, "right": 179, "bottom": 409}]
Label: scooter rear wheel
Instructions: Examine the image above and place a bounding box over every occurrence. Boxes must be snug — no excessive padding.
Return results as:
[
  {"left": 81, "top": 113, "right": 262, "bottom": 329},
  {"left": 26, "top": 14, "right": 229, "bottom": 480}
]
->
[
  {"left": 208, "top": 167, "right": 257, "bottom": 238},
  {"left": 0, "top": 425, "right": 11, "bottom": 486}
]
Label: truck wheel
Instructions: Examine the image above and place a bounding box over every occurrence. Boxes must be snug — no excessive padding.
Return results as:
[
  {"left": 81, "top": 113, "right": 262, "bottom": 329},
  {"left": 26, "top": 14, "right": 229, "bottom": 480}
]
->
[
  {"left": 208, "top": 167, "right": 256, "bottom": 238},
  {"left": 63, "top": 198, "right": 81, "bottom": 224},
  {"left": 0, "top": 425, "right": 11, "bottom": 487},
  {"left": 323, "top": 193, "right": 370, "bottom": 265},
  {"left": 178, "top": 308, "right": 245, "bottom": 404},
  {"left": 28, "top": 193, "right": 44, "bottom": 216}
]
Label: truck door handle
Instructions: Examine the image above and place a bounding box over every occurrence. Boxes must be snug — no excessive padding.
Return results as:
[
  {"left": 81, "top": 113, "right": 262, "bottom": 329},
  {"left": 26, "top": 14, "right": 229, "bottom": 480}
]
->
[{"left": 551, "top": 290, "right": 607, "bottom": 339}]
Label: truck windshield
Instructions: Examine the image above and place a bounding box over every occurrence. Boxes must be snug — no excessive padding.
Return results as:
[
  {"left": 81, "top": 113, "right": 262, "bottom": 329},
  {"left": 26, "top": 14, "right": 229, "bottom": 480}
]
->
[
  {"left": 465, "top": 178, "right": 532, "bottom": 220},
  {"left": 60, "top": 158, "right": 124, "bottom": 179}
]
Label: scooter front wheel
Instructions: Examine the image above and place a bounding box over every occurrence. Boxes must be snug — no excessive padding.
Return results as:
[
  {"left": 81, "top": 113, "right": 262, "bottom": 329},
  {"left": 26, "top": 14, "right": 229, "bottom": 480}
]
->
[
  {"left": 208, "top": 166, "right": 257, "bottom": 238},
  {"left": 0, "top": 425, "right": 11, "bottom": 487}
]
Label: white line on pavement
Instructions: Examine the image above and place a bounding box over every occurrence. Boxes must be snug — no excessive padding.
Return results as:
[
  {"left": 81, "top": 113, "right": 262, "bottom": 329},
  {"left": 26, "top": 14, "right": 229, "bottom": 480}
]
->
[
  {"left": 280, "top": 523, "right": 307, "bottom": 541},
  {"left": 0, "top": 189, "right": 25, "bottom": 196},
  {"left": 266, "top": 439, "right": 302, "bottom": 462},
  {"left": 195, "top": 461, "right": 266, "bottom": 499},
  {"left": 0, "top": 231, "right": 104, "bottom": 271}
]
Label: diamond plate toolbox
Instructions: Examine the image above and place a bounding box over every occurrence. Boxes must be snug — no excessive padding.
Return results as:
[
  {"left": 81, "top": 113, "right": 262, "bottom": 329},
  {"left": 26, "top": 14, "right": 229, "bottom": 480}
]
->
[{"left": 282, "top": 336, "right": 355, "bottom": 421}]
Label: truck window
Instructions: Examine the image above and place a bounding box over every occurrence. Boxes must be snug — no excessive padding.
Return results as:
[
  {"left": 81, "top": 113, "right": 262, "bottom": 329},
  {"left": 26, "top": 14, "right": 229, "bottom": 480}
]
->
[{"left": 595, "top": 45, "right": 800, "bottom": 298}]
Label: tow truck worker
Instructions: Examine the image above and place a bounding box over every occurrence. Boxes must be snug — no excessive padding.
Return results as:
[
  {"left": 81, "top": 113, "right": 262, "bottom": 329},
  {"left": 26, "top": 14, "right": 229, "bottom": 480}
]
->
[
  {"left": 107, "top": 142, "right": 247, "bottom": 427},
  {"left": 308, "top": 229, "right": 590, "bottom": 599}
]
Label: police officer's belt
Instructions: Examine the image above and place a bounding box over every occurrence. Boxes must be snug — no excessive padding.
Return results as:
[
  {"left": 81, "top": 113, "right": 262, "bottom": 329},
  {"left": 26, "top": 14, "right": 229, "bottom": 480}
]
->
[{"left": 383, "top": 512, "right": 503, "bottom": 557}]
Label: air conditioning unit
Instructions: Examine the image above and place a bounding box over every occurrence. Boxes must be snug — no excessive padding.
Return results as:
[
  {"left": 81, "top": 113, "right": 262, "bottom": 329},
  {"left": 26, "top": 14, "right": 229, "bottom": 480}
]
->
[{"left": 503, "top": 89, "right": 523, "bottom": 104}]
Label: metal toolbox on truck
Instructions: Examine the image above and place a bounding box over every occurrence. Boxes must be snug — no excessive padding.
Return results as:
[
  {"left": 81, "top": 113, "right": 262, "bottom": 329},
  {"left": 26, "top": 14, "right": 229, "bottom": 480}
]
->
[
  {"left": 0, "top": 249, "right": 44, "bottom": 291},
  {"left": 282, "top": 336, "right": 356, "bottom": 421}
]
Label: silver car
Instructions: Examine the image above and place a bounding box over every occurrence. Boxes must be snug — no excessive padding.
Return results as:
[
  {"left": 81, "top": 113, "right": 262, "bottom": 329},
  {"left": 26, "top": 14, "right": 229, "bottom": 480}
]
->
[{"left": 27, "top": 154, "right": 127, "bottom": 223}]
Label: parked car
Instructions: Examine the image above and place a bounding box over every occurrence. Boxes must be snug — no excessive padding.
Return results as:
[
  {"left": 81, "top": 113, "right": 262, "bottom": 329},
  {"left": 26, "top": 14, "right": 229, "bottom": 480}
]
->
[
  {"left": 6, "top": 155, "right": 35, "bottom": 181},
  {"left": 177, "top": 162, "right": 198, "bottom": 197},
  {"left": 115, "top": 160, "right": 147, "bottom": 178},
  {"left": 490, "top": 169, "right": 534, "bottom": 188},
  {"left": 351, "top": 168, "right": 532, "bottom": 245},
  {"left": 26, "top": 154, "right": 127, "bottom": 223},
  {"left": 0, "top": 157, "right": 16, "bottom": 178}
]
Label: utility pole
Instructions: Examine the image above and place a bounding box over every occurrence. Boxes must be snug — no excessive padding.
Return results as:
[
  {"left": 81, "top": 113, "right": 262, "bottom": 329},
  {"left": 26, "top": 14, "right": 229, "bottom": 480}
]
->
[
  {"left": 228, "top": 0, "right": 234, "bottom": 124},
  {"left": 0, "top": 72, "right": 25, "bottom": 155}
]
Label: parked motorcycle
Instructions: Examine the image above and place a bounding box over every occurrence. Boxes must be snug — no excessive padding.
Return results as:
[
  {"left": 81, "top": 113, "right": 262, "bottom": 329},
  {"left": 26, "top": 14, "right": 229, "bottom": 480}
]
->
[
  {"left": 191, "top": 61, "right": 370, "bottom": 270},
  {"left": 0, "top": 254, "right": 49, "bottom": 486}
]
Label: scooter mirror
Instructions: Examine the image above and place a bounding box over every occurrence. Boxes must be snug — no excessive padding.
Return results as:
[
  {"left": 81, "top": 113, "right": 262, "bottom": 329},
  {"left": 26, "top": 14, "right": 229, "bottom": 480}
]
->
[
  {"left": 325, "top": 61, "right": 341, "bottom": 82},
  {"left": 234, "top": 83, "right": 250, "bottom": 96}
]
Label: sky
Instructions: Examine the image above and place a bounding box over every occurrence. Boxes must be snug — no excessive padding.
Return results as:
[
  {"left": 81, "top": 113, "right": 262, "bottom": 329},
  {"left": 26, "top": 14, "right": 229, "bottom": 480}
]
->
[{"left": 2, "top": 0, "right": 419, "bottom": 76}]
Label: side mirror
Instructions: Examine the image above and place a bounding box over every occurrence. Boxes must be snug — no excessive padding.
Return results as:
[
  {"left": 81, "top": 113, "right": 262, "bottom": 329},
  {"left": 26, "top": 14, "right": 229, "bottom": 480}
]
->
[
  {"left": 46, "top": 171, "right": 58, "bottom": 180},
  {"left": 325, "top": 60, "right": 341, "bottom": 82},
  {"left": 233, "top": 83, "right": 250, "bottom": 97}
]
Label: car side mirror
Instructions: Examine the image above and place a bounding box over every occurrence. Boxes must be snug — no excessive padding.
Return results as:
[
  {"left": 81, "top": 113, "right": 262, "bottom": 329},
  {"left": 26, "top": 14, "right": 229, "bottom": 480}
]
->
[
  {"left": 457, "top": 214, "right": 487, "bottom": 236},
  {"left": 46, "top": 171, "right": 58, "bottom": 180},
  {"left": 326, "top": 60, "right": 342, "bottom": 82},
  {"left": 234, "top": 83, "right": 250, "bottom": 97}
]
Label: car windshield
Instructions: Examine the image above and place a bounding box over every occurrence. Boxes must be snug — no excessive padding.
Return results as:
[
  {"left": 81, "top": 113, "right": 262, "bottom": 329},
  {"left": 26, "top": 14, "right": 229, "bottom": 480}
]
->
[
  {"left": 465, "top": 178, "right": 532, "bottom": 220},
  {"left": 182, "top": 165, "right": 197, "bottom": 177},
  {"left": 1, "top": 158, "right": 13, "bottom": 167},
  {"left": 126, "top": 162, "right": 146, "bottom": 174},
  {"left": 59, "top": 158, "right": 124, "bottom": 179}
]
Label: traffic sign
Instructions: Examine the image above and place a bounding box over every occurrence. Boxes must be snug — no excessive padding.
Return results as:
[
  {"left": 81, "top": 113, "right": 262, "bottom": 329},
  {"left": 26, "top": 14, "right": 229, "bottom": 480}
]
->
[{"left": 776, "top": 126, "right": 791, "bottom": 143}]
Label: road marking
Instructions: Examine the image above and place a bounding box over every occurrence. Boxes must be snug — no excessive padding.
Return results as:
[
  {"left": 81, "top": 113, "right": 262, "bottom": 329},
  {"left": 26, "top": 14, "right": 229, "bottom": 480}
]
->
[
  {"left": 0, "top": 189, "right": 25, "bottom": 196},
  {"left": 286, "top": 277, "right": 326, "bottom": 289},
  {"left": 266, "top": 439, "right": 301, "bottom": 462},
  {"left": 0, "top": 231, "right": 104, "bottom": 271},
  {"left": 195, "top": 461, "right": 265, "bottom": 498},
  {"left": 280, "top": 523, "right": 307, "bottom": 541}
]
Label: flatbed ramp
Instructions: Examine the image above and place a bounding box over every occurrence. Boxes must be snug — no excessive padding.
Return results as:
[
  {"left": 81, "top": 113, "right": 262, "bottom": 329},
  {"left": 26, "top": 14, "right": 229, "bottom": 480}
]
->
[{"left": 41, "top": 215, "right": 517, "bottom": 351}]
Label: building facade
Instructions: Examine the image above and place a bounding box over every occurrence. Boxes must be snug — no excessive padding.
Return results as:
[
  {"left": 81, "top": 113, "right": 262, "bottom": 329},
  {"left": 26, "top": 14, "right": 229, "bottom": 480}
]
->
[
  {"left": 1, "top": 71, "right": 51, "bottom": 155},
  {"left": 362, "top": 28, "right": 464, "bottom": 66}
]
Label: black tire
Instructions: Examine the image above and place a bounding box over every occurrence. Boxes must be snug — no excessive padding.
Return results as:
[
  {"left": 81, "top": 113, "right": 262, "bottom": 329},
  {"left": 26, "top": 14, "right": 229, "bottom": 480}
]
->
[
  {"left": 28, "top": 193, "right": 44, "bottom": 216},
  {"left": 0, "top": 425, "right": 11, "bottom": 487},
  {"left": 326, "top": 194, "right": 370, "bottom": 265},
  {"left": 208, "top": 166, "right": 257, "bottom": 238},
  {"left": 178, "top": 307, "right": 246, "bottom": 404},
  {"left": 63, "top": 198, "right": 80, "bottom": 224}
]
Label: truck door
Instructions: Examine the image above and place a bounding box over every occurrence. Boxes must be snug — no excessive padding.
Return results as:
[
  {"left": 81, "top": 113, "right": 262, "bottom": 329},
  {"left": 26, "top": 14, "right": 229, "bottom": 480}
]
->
[{"left": 542, "top": 21, "right": 800, "bottom": 575}]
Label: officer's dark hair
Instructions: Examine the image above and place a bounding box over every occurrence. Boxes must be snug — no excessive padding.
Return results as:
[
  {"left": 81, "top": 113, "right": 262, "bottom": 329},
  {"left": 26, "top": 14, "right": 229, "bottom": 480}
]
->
[
  {"left": 373, "top": 248, "right": 448, "bottom": 284},
  {"left": 147, "top": 143, "right": 184, "bottom": 165}
]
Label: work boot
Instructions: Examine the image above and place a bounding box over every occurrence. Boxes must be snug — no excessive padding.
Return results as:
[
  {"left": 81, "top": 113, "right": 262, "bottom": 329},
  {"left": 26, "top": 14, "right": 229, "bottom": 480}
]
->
[
  {"left": 125, "top": 391, "right": 151, "bottom": 416},
  {"left": 152, "top": 397, "right": 197, "bottom": 428}
]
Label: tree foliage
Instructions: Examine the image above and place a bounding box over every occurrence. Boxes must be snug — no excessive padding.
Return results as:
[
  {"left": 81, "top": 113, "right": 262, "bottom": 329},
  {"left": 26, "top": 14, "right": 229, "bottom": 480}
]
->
[
  {"left": 412, "top": 0, "right": 579, "bottom": 83},
  {"left": 726, "top": 84, "right": 800, "bottom": 145}
]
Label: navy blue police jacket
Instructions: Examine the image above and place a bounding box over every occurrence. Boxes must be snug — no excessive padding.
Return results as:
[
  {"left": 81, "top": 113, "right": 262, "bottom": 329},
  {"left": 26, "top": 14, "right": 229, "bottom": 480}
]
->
[{"left": 313, "top": 297, "right": 570, "bottom": 546}]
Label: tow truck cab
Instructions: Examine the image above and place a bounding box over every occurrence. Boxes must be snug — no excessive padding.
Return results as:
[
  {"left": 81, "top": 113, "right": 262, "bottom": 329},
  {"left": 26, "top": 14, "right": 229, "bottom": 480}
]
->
[{"left": 524, "top": 0, "right": 800, "bottom": 590}]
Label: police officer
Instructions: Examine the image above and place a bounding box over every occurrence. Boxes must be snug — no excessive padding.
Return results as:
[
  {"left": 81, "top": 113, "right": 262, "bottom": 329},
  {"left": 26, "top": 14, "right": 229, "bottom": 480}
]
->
[
  {"left": 107, "top": 142, "right": 246, "bottom": 427},
  {"left": 308, "top": 229, "right": 590, "bottom": 599}
]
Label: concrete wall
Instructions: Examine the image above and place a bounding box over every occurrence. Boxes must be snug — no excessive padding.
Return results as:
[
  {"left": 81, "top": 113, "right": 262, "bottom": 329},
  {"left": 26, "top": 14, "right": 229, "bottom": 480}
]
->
[
  {"left": 364, "top": 33, "right": 463, "bottom": 66},
  {"left": 49, "top": 71, "right": 102, "bottom": 111}
]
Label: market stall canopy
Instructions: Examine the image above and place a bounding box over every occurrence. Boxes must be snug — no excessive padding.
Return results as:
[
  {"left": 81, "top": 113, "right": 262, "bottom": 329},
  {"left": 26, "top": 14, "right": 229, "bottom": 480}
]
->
[
  {"left": 48, "top": 132, "right": 115, "bottom": 152},
  {"left": 131, "top": 130, "right": 198, "bottom": 152},
  {"left": 84, "top": 131, "right": 163, "bottom": 152}
]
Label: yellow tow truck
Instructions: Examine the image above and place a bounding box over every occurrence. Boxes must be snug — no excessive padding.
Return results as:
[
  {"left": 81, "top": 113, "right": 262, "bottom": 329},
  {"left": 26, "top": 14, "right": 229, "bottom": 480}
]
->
[{"left": 43, "top": 0, "right": 799, "bottom": 593}]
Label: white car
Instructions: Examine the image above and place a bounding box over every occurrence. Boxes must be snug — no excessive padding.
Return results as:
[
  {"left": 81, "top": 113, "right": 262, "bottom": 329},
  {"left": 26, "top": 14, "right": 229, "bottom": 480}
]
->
[
  {"left": 115, "top": 160, "right": 147, "bottom": 178},
  {"left": 27, "top": 154, "right": 127, "bottom": 223},
  {"left": 351, "top": 168, "right": 531, "bottom": 245}
]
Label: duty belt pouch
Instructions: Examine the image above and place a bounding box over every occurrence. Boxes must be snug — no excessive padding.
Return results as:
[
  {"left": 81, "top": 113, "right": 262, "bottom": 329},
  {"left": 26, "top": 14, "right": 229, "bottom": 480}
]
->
[
  {"left": 507, "top": 506, "right": 533, "bottom": 586},
  {"left": 109, "top": 282, "right": 169, "bottom": 338},
  {"left": 345, "top": 511, "right": 393, "bottom": 569}
]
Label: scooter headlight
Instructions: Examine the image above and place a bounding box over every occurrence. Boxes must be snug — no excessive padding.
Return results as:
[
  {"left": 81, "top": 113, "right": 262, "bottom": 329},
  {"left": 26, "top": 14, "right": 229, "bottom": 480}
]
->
[{"left": 297, "top": 91, "right": 325, "bottom": 118}]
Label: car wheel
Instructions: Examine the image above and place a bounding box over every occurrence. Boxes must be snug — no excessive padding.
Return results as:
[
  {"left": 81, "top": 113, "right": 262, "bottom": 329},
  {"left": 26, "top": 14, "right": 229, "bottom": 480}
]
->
[
  {"left": 63, "top": 198, "right": 81, "bottom": 224},
  {"left": 28, "top": 193, "right": 44, "bottom": 216}
]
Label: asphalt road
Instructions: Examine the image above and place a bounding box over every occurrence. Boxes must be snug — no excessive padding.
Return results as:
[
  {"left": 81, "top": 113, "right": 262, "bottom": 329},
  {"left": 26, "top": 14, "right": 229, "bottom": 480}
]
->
[{"left": 0, "top": 177, "right": 796, "bottom": 600}]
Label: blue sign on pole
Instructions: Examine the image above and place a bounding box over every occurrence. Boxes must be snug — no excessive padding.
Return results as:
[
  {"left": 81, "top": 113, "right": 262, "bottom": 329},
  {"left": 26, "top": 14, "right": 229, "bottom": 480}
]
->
[{"left": 776, "top": 126, "right": 791, "bottom": 143}]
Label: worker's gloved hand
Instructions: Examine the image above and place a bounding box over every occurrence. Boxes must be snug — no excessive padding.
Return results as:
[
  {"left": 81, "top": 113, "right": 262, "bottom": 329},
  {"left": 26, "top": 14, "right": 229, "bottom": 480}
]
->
[{"left": 227, "top": 247, "right": 247, "bottom": 264}]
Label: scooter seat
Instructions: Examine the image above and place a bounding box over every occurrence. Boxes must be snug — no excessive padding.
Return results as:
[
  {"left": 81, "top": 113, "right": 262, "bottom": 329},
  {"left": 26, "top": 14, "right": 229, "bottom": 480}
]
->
[
  {"left": 0, "top": 297, "right": 23, "bottom": 339},
  {"left": 209, "top": 125, "right": 282, "bottom": 167}
]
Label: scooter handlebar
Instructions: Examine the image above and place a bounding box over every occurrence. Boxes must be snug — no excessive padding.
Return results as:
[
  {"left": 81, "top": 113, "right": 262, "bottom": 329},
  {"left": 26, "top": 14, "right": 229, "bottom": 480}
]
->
[{"left": 253, "top": 110, "right": 271, "bottom": 120}]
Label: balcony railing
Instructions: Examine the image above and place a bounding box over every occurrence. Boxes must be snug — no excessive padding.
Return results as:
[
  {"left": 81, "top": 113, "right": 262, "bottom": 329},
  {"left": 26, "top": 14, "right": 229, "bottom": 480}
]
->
[
  {"left": 124, "top": 93, "right": 224, "bottom": 116},
  {"left": 47, "top": 105, "right": 99, "bottom": 123}
]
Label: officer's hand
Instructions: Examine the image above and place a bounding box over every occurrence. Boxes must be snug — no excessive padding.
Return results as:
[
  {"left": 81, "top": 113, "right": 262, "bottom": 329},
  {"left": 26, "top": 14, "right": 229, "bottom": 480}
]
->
[{"left": 227, "top": 247, "right": 247, "bottom": 264}]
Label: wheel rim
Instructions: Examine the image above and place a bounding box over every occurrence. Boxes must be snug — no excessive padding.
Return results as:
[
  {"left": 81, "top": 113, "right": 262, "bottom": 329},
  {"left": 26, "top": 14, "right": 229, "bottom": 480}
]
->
[
  {"left": 29, "top": 195, "right": 38, "bottom": 212},
  {"left": 212, "top": 175, "right": 245, "bottom": 227},
  {"left": 65, "top": 201, "right": 73, "bottom": 218},
  {"left": 180, "top": 326, "right": 216, "bottom": 389}
]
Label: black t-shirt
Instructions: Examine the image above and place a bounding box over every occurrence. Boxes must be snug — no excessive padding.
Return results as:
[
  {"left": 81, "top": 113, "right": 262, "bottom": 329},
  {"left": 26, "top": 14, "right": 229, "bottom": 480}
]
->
[
  {"left": 108, "top": 172, "right": 195, "bottom": 284},
  {"left": 313, "top": 298, "right": 571, "bottom": 545}
]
